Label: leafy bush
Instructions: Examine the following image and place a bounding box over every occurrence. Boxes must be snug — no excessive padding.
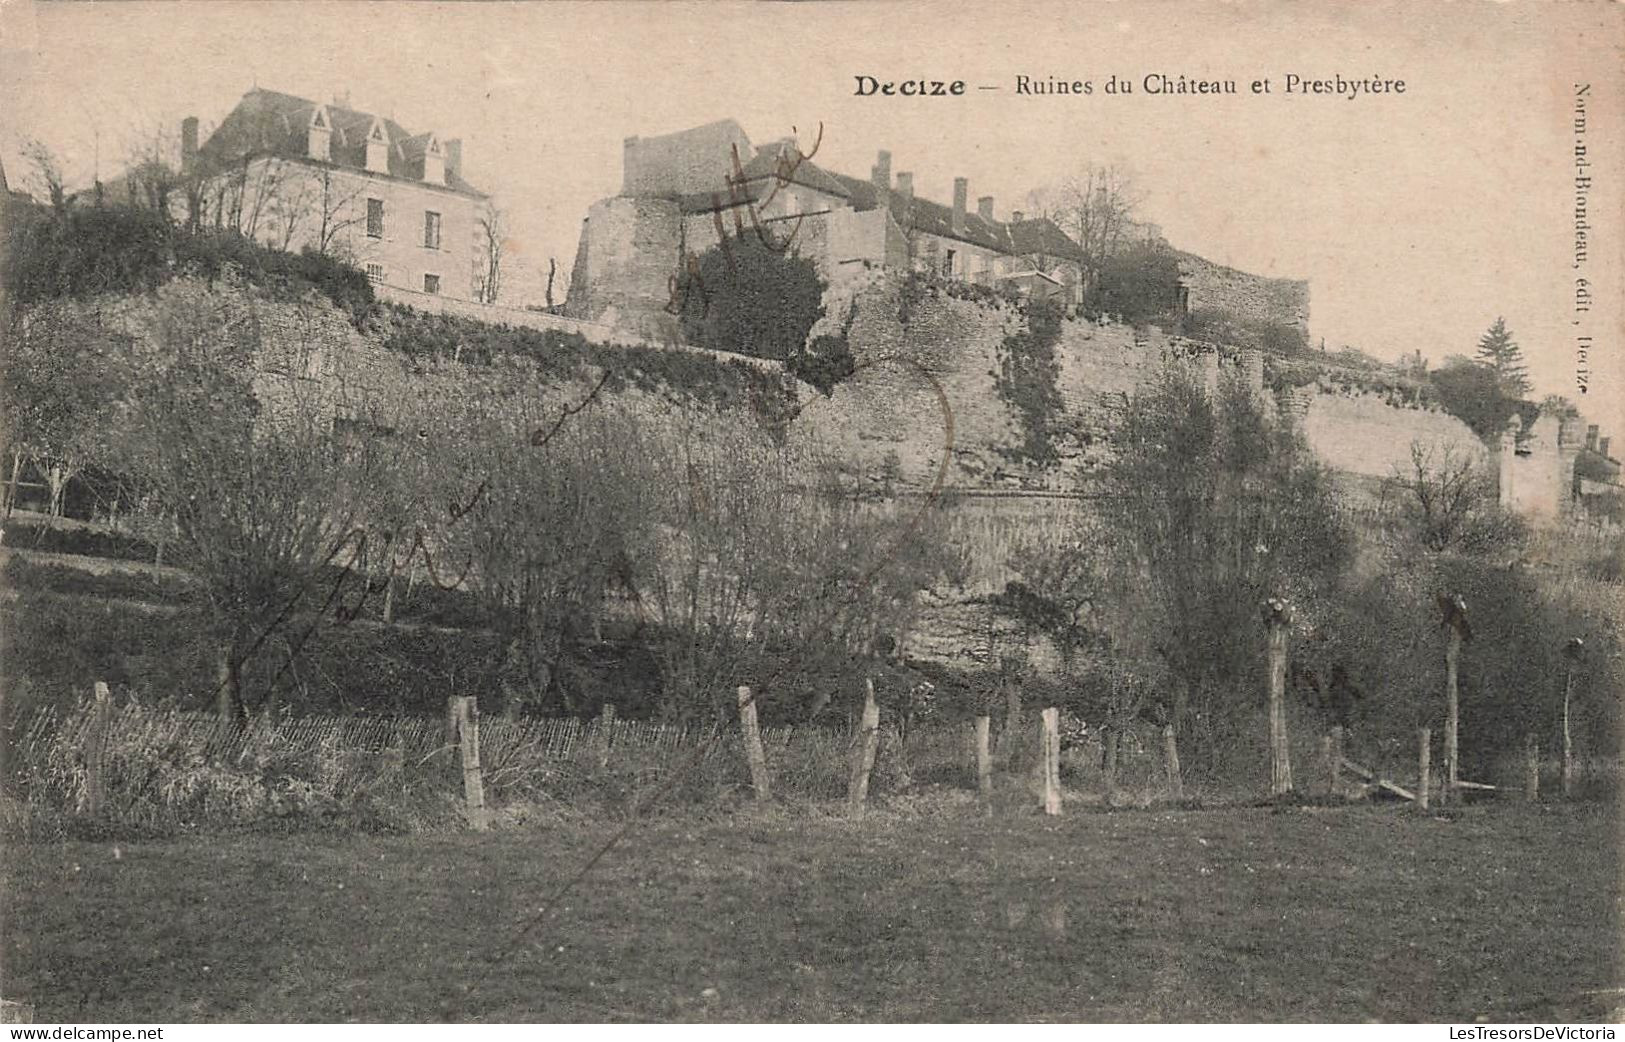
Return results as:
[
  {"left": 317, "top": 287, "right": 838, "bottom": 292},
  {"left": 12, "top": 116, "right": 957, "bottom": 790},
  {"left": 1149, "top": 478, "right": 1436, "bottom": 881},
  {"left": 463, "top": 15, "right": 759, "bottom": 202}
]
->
[
  {"left": 1, "top": 200, "right": 375, "bottom": 326},
  {"left": 1428, "top": 356, "right": 1522, "bottom": 443},
  {"left": 1088, "top": 244, "right": 1184, "bottom": 326},
  {"left": 674, "top": 234, "right": 826, "bottom": 361},
  {"left": 788, "top": 333, "right": 857, "bottom": 396}
]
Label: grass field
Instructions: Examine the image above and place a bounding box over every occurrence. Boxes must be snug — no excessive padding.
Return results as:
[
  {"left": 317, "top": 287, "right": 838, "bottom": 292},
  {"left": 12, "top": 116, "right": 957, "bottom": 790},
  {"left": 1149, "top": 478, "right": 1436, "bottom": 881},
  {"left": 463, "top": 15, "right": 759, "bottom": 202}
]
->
[{"left": 2, "top": 802, "right": 1618, "bottom": 1023}]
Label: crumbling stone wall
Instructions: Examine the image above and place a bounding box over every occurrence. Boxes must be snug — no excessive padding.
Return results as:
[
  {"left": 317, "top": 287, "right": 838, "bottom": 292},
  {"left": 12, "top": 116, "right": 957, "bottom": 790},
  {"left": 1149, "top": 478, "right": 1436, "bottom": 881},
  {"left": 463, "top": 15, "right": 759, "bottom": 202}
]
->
[
  {"left": 792, "top": 279, "right": 1262, "bottom": 492},
  {"left": 562, "top": 196, "right": 683, "bottom": 338},
  {"left": 621, "top": 120, "right": 754, "bottom": 197},
  {"left": 1494, "top": 413, "right": 1582, "bottom": 522},
  {"left": 1298, "top": 389, "right": 1485, "bottom": 481},
  {"left": 1177, "top": 251, "right": 1310, "bottom": 333}
]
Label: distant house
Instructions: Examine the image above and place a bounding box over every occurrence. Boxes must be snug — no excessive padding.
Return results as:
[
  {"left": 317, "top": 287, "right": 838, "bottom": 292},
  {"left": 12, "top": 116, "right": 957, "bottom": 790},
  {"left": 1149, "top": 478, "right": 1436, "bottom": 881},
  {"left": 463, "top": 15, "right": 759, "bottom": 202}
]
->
[
  {"left": 565, "top": 119, "right": 1087, "bottom": 328},
  {"left": 1493, "top": 410, "right": 1624, "bottom": 525},
  {"left": 171, "top": 88, "right": 489, "bottom": 301}
]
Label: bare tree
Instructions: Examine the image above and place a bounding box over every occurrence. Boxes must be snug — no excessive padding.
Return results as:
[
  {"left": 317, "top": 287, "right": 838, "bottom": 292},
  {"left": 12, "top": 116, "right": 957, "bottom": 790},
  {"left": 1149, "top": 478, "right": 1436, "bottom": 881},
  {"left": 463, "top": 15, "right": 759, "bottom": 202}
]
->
[
  {"left": 1386, "top": 441, "right": 1525, "bottom": 556},
  {"left": 1028, "top": 163, "right": 1145, "bottom": 286},
  {"left": 203, "top": 155, "right": 294, "bottom": 240},
  {"left": 19, "top": 137, "right": 69, "bottom": 212},
  {"left": 1, "top": 298, "right": 128, "bottom": 517},
  {"left": 106, "top": 280, "right": 401, "bottom": 721},
  {"left": 111, "top": 119, "right": 191, "bottom": 220},
  {"left": 239, "top": 157, "right": 294, "bottom": 241},
  {"left": 310, "top": 166, "right": 365, "bottom": 257},
  {"left": 267, "top": 167, "right": 316, "bottom": 251},
  {"left": 476, "top": 203, "right": 505, "bottom": 304}
]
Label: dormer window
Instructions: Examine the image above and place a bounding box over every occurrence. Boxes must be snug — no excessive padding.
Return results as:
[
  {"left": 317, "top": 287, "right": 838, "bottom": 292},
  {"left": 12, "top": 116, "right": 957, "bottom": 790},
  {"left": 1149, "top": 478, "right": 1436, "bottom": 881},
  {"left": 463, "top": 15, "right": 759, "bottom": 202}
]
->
[
  {"left": 365, "top": 119, "right": 389, "bottom": 174},
  {"left": 307, "top": 106, "right": 332, "bottom": 161},
  {"left": 422, "top": 135, "right": 446, "bottom": 185}
]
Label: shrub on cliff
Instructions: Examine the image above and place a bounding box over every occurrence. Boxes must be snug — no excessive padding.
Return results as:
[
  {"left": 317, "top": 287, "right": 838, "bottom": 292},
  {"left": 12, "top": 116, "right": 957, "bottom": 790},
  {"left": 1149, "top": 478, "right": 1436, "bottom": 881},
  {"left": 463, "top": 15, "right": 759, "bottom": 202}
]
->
[
  {"left": 788, "top": 334, "right": 857, "bottom": 396},
  {"left": 995, "top": 298, "right": 1066, "bottom": 465},
  {"left": 1428, "top": 355, "right": 1521, "bottom": 443},
  {"left": 375, "top": 302, "right": 799, "bottom": 420},
  {"left": 1, "top": 200, "right": 374, "bottom": 326},
  {"left": 674, "top": 233, "right": 826, "bottom": 361},
  {"left": 1087, "top": 244, "right": 1183, "bottom": 326},
  {"left": 1184, "top": 305, "right": 1308, "bottom": 356}
]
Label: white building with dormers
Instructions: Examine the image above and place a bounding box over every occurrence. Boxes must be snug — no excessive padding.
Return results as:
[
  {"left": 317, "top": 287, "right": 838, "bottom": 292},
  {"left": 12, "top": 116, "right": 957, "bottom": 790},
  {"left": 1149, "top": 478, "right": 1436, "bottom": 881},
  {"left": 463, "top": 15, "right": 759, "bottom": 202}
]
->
[{"left": 179, "top": 88, "right": 488, "bottom": 301}]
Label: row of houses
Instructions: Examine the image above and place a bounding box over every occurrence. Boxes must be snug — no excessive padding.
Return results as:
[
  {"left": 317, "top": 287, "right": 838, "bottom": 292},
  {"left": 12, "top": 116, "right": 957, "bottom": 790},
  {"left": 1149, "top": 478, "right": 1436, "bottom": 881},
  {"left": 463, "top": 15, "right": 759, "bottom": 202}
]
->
[
  {"left": 563, "top": 118, "right": 1098, "bottom": 329},
  {"left": 87, "top": 89, "right": 1305, "bottom": 333}
]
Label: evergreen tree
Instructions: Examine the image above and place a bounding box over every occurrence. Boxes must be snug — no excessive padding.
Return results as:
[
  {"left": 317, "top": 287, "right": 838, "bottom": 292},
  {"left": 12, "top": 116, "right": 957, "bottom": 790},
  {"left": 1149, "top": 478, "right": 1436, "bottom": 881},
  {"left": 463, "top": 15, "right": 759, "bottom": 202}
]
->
[{"left": 1475, "top": 317, "right": 1532, "bottom": 397}]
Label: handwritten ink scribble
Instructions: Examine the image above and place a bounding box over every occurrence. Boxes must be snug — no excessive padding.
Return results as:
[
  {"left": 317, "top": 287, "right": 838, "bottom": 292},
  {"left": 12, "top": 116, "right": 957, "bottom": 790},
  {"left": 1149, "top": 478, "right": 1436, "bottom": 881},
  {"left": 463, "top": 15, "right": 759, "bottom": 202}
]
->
[
  {"left": 531, "top": 371, "right": 613, "bottom": 446},
  {"left": 663, "top": 122, "right": 824, "bottom": 319},
  {"left": 232, "top": 487, "right": 484, "bottom": 716}
]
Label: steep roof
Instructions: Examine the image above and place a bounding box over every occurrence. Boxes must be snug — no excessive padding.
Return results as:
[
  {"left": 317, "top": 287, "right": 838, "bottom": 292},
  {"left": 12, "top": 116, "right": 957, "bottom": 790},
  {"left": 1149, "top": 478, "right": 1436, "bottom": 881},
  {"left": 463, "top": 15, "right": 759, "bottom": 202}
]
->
[
  {"left": 198, "top": 88, "right": 485, "bottom": 197},
  {"left": 1006, "top": 218, "right": 1086, "bottom": 262},
  {"left": 634, "top": 119, "right": 1086, "bottom": 262},
  {"left": 738, "top": 146, "right": 853, "bottom": 201},
  {"left": 828, "top": 170, "right": 1084, "bottom": 262}
]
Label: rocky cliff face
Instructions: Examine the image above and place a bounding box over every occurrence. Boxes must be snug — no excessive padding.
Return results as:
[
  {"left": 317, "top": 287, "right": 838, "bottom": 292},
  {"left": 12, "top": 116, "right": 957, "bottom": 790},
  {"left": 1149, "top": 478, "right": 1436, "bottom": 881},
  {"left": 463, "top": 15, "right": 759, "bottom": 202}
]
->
[{"left": 31, "top": 274, "right": 1485, "bottom": 673}]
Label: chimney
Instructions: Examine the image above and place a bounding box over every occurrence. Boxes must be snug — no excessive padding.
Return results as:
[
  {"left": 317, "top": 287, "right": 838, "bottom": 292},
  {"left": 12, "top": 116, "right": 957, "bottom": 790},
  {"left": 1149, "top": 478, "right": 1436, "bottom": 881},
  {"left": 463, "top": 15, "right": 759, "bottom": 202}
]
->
[
  {"left": 1011, "top": 210, "right": 1024, "bottom": 223},
  {"left": 952, "top": 177, "right": 968, "bottom": 236},
  {"left": 443, "top": 138, "right": 462, "bottom": 179},
  {"left": 622, "top": 135, "right": 640, "bottom": 194},
  {"left": 871, "top": 149, "right": 892, "bottom": 190},
  {"left": 181, "top": 116, "right": 199, "bottom": 171},
  {"left": 894, "top": 171, "right": 914, "bottom": 202},
  {"left": 977, "top": 195, "right": 994, "bottom": 222},
  {"left": 1586, "top": 424, "right": 1599, "bottom": 451},
  {"left": 1601, "top": 436, "right": 1612, "bottom": 460}
]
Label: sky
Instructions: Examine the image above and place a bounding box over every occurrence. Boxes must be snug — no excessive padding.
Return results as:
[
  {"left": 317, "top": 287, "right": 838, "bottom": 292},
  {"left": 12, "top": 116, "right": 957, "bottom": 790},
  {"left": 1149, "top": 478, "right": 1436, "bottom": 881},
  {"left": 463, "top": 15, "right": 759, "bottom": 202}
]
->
[{"left": 3, "top": 0, "right": 1620, "bottom": 426}]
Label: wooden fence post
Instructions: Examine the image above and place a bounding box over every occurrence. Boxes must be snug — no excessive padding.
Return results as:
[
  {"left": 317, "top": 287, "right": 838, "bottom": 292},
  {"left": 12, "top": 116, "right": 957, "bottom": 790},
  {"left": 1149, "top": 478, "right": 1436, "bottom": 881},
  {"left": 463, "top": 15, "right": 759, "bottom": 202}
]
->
[
  {"left": 847, "top": 680, "right": 882, "bottom": 817},
  {"left": 1040, "top": 707, "right": 1061, "bottom": 816},
  {"left": 445, "top": 694, "right": 462, "bottom": 786},
  {"left": 1561, "top": 663, "right": 1576, "bottom": 799},
  {"left": 1161, "top": 723, "right": 1183, "bottom": 801},
  {"left": 1329, "top": 726, "right": 1345, "bottom": 798},
  {"left": 974, "top": 714, "right": 993, "bottom": 809},
  {"left": 1102, "top": 728, "right": 1119, "bottom": 806},
  {"left": 1263, "top": 599, "right": 1294, "bottom": 797},
  {"left": 737, "top": 685, "right": 771, "bottom": 802},
  {"left": 596, "top": 703, "right": 617, "bottom": 768},
  {"left": 1442, "top": 606, "right": 1465, "bottom": 805},
  {"left": 1417, "top": 727, "right": 1431, "bottom": 811},
  {"left": 84, "top": 681, "right": 111, "bottom": 817},
  {"left": 455, "top": 696, "right": 488, "bottom": 831},
  {"left": 1523, "top": 732, "right": 1540, "bottom": 803}
]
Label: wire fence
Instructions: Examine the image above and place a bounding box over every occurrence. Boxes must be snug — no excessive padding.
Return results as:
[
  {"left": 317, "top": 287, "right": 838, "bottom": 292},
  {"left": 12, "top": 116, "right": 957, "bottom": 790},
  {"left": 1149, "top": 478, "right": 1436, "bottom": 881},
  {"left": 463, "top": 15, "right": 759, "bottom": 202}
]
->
[{"left": 5, "top": 696, "right": 1030, "bottom": 834}]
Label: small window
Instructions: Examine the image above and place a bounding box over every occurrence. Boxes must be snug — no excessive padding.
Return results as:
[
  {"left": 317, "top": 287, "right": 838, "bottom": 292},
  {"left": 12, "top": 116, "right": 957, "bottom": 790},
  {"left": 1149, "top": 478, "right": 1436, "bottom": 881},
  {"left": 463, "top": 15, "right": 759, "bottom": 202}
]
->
[
  {"left": 943, "top": 249, "right": 956, "bottom": 276},
  {"left": 366, "top": 198, "right": 385, "bottom": 238},
  {"left": 423, "top": 274, "right": 441, "bottom": 295},
  {"left": 423, "top": 211, "right": 442, "bottom": 250},
  {"left": 364, "top": 263, "right": 384, "bottom": 283}
]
